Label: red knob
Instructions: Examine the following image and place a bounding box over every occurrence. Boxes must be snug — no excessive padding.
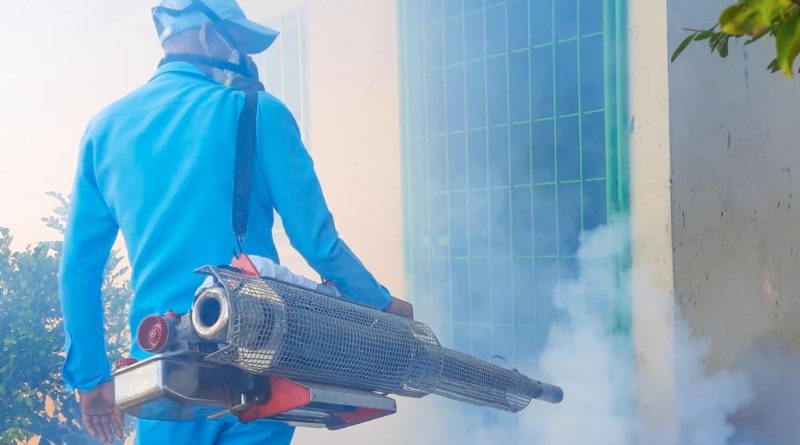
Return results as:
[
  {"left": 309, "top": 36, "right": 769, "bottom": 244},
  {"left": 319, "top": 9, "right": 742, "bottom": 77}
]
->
[
  {"left": 113, "top": 357, "right": 139, "bottom": 371},
  {"left": 137, "top": 315, "right": 171, "bottom": 353}
]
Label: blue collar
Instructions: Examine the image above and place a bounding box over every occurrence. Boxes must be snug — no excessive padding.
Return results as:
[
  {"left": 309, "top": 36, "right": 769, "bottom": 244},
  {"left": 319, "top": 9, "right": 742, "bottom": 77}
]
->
[{"left": 149, "top": 61, "right": 215, "bottom": 83}]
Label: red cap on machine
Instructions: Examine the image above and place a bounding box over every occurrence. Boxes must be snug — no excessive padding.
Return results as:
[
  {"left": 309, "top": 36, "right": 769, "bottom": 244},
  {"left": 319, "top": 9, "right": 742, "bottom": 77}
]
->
[{"left": 138, "top": 315, "right": 172, "bottom": 353}]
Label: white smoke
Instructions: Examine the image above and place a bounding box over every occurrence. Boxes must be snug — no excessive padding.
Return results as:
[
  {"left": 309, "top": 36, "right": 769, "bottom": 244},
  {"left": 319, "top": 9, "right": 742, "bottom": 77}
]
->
[
  {"left": 295, "top": 222, "right": 760, "bottom": 445},
  {"left": 673, "top": 316, "right": 753, "bottom": 445},
  {"left": 723, "top": 343, "right": 800, "bottom": 445},
  {"left": 522, "top": 222, "right": 638, "bottom": 445}
]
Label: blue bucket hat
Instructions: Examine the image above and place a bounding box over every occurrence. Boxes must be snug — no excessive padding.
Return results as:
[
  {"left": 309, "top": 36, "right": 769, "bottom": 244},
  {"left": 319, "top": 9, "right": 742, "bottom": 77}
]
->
[{"left": 152, "top": 0, "right": 279, "bottom": 54}]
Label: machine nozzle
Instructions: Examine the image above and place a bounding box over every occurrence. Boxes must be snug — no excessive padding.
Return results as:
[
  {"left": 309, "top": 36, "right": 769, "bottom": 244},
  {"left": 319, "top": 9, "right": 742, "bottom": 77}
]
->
[{"left": 191, "top": 287, "right": 230, "bottom": 341}]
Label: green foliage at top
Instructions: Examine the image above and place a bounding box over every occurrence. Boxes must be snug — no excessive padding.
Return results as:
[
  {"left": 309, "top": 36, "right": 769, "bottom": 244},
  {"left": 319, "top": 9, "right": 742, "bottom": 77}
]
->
[
  {"left": 720, "top": 0, "right": 792, "bottom": 36},
  {"left": 0, "top": 192, "right": 132, "bottom": 444},
  {"left": 672, "top": 0, "right": 800, "bottom": 78}
]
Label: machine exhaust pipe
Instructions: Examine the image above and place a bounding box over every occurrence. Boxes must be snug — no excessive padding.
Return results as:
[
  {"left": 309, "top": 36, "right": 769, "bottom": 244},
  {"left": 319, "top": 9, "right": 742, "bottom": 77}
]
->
[{"left": 191, "top": 287, "right": 230, "bottom": 342}]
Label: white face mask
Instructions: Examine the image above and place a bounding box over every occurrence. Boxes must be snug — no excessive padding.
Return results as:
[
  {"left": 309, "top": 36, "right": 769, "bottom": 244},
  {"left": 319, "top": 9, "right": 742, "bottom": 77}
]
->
[{"left": 199, "top": 22, "right": 241, "bottom": 86}]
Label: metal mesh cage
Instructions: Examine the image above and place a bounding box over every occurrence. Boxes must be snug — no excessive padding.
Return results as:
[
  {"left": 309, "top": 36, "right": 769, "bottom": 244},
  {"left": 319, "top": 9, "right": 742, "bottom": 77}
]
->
[{"left": 196, "top": 266, "right": 560, "bottom": 411}]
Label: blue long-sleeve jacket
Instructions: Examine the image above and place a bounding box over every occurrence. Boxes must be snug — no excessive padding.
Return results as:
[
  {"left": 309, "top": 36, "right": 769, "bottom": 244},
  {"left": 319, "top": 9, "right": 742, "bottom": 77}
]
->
[{"left": 59, "top": 62, "right": 392, "bottom": 391}]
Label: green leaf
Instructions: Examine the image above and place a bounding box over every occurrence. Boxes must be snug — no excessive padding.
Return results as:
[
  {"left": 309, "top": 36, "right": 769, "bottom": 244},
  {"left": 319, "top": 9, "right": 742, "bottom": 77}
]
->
[
  {"left": 694, "top": 29, "right": 718, "bottom": 41},
  {"left": 776, "top": 12, "right": 800, "bottom": 77},
  {"left": 720, "top": 35, "right": 731, "bottom": 57},
  {"left": 746, "top": 21, "right": 779, "bottom": 44},
  {"left": 672, "top": 31, "right": 698, "bottom": 62},
  {"left": 709, "top": 32, "right": 723, "bottom": 49},
  {"left": 720, "top": 0, "right": 793, "bottom": 36},
  {"left": 768, "top": 57, "right": 782, "bottom": 71}
]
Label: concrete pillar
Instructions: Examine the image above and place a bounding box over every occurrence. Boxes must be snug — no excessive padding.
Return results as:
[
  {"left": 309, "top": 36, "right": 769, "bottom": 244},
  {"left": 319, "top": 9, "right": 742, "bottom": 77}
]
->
[{"left": 628, "top": 0, "right": 677, "bottom": 442}]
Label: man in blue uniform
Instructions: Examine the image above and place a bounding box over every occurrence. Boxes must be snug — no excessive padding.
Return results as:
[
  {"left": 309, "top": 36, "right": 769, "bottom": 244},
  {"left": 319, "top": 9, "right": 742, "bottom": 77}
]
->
[{"left": 59, "top": 1, "right": 411, "bottom": 443}]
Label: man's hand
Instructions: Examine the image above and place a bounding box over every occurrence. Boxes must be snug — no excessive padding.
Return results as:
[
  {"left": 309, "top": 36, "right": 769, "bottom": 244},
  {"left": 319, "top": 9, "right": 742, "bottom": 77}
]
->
[
  {"left": 385, "top": 297, "right": 414, "bottom": 320},
  {"left": 79, "top": 381, "right": 125, "bottom": 444}
]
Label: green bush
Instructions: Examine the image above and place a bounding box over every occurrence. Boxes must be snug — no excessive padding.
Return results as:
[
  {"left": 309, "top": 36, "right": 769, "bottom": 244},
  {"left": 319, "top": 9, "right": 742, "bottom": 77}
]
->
[{"left": 0, "top": 192, "right": 132, "bottom": 444}]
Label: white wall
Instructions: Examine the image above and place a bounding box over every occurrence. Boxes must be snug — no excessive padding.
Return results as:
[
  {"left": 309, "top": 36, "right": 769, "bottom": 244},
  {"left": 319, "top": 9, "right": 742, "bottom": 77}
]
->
[
  {"left": 240, "top": 0, "right": 405, "bottom": 297},
  {"left": 667, "top": 0, "right": 800, "bottom": 370},
  {"left": 629, "top": 0, "right": 800, "bottom": 441},
  {"left": 666, "top": 0, "right": 800, "bottom": 441}
]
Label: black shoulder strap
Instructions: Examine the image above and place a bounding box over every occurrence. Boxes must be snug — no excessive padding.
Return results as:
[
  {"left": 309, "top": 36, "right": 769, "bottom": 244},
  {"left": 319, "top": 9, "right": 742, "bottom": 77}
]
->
[
  {"left": 158, "top": 54, "right": 265, "bottom": 252},
  {"left": 231, "top": 77, "right": 265, "bottom": 251}
]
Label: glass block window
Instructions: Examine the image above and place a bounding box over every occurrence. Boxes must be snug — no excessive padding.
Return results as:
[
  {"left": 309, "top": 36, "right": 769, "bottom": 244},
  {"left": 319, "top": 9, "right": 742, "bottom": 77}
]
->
[{"left": 398, "top": 0, "right": 625, "bottom": 367}]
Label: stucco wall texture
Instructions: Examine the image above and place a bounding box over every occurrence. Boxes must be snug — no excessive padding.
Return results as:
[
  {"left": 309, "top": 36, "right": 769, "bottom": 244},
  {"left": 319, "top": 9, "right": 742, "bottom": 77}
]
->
[{"left": 667, "top": 0, "right": 800, "bottom": 370}]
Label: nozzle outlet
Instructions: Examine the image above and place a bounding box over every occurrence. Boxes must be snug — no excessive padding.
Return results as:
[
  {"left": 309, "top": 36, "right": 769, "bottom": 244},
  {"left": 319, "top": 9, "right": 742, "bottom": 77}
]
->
[{"left": 192, "top": 287, "right": 230, "bottom": 341}]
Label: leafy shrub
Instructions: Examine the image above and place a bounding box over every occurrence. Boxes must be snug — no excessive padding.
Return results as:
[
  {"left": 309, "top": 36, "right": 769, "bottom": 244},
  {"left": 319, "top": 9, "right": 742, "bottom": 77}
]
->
[{"left": 0, "top": 193, "right": 132, "bottom": 444}]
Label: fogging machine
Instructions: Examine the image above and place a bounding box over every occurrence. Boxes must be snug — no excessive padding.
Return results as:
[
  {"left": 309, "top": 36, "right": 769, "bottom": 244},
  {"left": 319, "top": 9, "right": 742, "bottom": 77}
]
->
[{"left": 113, "top": 264, "right": 563, "bottom": 430}]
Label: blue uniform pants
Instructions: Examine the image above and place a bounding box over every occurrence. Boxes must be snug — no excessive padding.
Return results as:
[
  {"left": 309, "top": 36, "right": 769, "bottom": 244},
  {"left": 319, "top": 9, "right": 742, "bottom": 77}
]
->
[{"left": 135, "top": 419, "right": 294, "bottom": 445}]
